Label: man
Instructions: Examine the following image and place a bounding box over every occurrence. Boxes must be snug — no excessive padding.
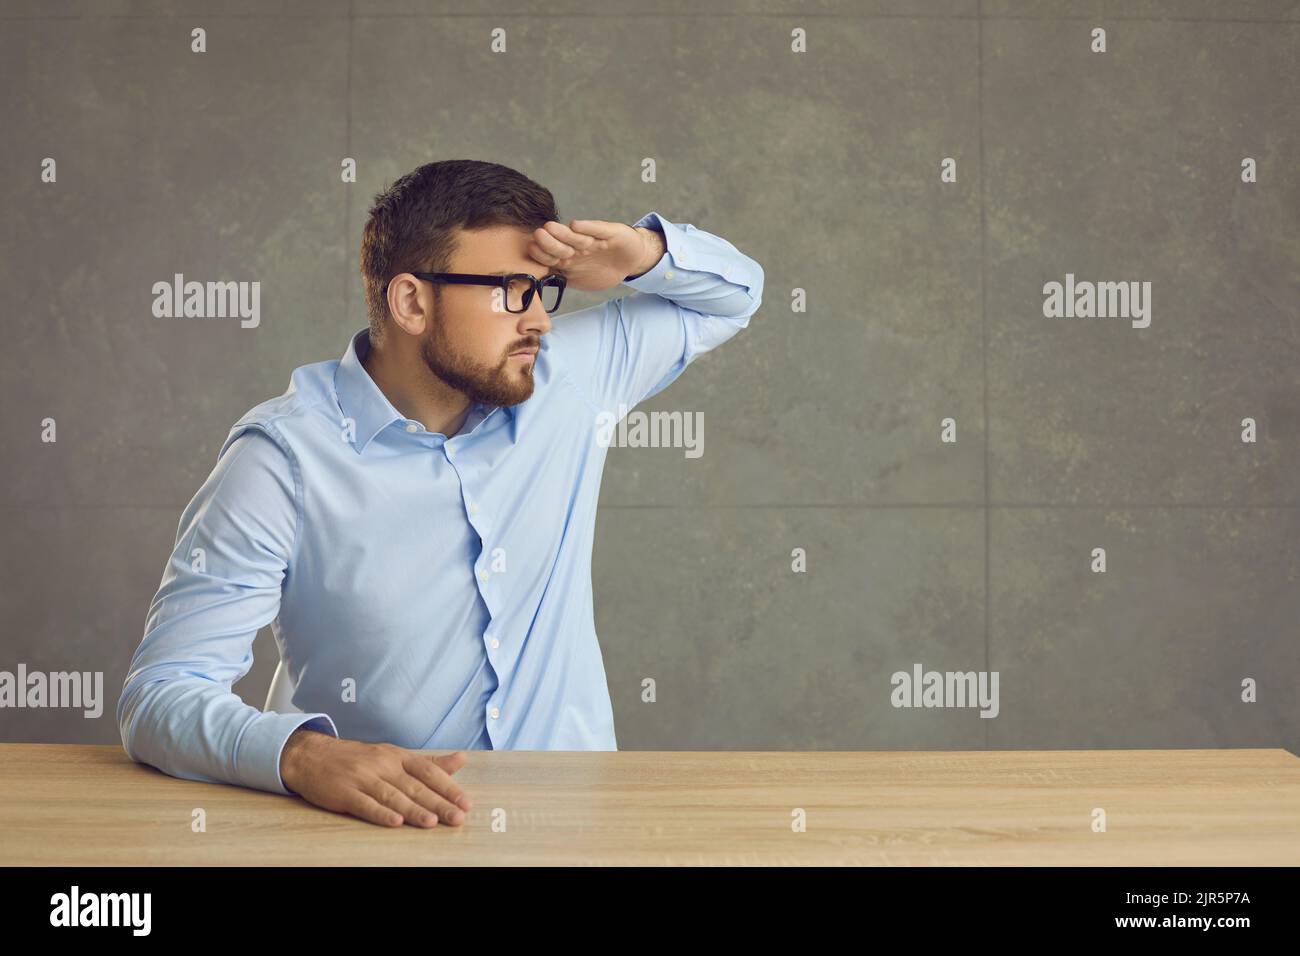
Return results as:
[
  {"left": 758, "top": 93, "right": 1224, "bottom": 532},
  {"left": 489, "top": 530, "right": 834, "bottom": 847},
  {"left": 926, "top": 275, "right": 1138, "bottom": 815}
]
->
[{"left": 117, "top": 159, "right": 764, "bottom": 829}]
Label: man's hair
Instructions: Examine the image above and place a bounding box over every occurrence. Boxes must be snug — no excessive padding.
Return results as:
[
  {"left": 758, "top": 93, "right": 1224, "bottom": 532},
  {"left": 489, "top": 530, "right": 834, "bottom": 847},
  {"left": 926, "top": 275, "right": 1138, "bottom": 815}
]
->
[{"left": 360, "top": 159, "right": 559, "bottom": 346}]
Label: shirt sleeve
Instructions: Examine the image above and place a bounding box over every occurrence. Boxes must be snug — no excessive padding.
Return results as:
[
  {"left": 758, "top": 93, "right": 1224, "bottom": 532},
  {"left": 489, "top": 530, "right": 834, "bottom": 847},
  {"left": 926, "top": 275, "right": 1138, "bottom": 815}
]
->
[
  {"left": 543, "top": 211, "right": 764, "bottom": 415},
  {"left": 116, "top": 424, "right": 339, "bottom": 796}
]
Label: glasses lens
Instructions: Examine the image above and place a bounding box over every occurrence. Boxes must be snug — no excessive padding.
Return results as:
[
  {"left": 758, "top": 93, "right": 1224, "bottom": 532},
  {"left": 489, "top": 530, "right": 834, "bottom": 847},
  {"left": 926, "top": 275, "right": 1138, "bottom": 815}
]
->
[
  {"left": 504, "top": 276, "right": 532, "bottom": 313},
  {"left": 504, "top": 276, "right": 563, "bottom": 313},
  {"left": 539, "top": 277, "right": 562, "bottom": 313}
]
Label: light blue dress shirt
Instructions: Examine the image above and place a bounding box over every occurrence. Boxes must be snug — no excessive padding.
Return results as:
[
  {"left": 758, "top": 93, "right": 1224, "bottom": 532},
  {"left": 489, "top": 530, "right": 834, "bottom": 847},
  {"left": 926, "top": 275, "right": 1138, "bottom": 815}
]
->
[{"left": 117, "top": 211, "right": 763, "bottom": 795}]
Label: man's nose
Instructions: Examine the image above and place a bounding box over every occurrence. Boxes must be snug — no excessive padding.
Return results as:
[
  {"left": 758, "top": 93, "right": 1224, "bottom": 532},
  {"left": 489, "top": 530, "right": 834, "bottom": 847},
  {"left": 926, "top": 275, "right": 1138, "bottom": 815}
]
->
[{"left": 523, "top": 304, "right": 551, "bottom": 337}]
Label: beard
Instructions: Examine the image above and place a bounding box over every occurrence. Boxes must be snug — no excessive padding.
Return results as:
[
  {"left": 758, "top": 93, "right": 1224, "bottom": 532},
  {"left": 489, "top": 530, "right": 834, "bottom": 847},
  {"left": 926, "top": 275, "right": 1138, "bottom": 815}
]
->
[{"left": 420, "top": 310, "right": 536, "bottom": 408}]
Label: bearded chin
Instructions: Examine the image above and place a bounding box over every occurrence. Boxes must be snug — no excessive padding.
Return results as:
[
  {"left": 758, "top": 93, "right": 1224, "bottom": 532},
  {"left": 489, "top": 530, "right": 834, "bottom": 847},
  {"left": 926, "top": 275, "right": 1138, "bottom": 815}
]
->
[{"left": 421, "top": 332, "right": 534, "bottom": 408}]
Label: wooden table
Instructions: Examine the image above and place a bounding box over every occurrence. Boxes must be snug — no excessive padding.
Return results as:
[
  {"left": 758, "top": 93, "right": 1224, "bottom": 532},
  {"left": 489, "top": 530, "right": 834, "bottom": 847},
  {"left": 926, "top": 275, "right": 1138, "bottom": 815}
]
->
[{"left": 1, "top": 745, "right": 1296, "bottom": 865}]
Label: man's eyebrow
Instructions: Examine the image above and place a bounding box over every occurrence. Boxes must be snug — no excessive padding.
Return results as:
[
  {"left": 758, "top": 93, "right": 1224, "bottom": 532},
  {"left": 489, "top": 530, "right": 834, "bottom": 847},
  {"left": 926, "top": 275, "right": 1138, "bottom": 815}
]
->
[{"left": 489, "top": 269, "right": 559, "bottom": 278}]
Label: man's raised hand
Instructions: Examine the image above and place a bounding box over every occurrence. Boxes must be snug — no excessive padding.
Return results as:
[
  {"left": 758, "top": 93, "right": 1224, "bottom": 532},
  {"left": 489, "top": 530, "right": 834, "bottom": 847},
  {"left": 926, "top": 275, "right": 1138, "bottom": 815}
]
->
[{"left": 528, "top": 219, "right": 665, "bottom": 292}]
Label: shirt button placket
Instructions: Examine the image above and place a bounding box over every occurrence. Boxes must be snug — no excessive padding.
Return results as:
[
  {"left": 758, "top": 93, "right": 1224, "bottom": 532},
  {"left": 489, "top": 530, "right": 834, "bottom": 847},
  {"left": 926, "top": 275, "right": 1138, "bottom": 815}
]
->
[{"left": 451, "top": 440, "right": 498, "bottom": 687}]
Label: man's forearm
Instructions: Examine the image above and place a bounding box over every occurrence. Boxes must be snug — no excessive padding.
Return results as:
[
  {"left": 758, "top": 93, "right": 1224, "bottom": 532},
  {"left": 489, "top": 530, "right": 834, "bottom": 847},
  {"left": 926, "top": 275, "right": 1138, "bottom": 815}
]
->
[{"left": 621, "top": 214, "right": 763, "bottom": 320}]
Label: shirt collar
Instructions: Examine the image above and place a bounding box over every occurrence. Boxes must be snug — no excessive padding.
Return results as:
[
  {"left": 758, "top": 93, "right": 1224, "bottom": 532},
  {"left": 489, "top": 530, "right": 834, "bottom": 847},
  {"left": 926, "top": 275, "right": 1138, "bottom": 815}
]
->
[{"left": 334, "top": 327, "right": 504, "bottom": 455}]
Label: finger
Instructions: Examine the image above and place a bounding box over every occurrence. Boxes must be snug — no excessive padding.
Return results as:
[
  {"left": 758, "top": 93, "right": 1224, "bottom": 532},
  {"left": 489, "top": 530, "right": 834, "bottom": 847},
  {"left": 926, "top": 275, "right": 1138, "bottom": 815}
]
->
[
  {"left": 403, "top": 758, "right": 473, "bottom": 817},
  {"left": 398, "top": 772, "right": 468, "bottom": 826},
  {"left": 349, "top": 791, "right": 406, "bottom": 828},
  {"left": 527, "top": 242, "right": 567, "bottom": 268},
  {"left": 566, "top": 218, "right": 624, "bottom": 240},
  {"left": 368, "top": 779, "right": 442, "bottom": 828},
  {"left": 542, "top": 220, "right": 598, "bottom": 251},
  {"left": 532, "top": 226, "right": 576, "bottom": 260},
  {"left": 431, "top": 750, "right": 469, "bottom": 776}
]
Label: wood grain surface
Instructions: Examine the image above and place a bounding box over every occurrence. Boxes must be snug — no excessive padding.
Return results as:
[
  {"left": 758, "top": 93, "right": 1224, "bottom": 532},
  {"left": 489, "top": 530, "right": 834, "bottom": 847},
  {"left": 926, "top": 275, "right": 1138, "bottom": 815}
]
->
[{"left": 1, "top": 745, "right": 1296, "bottom": 865}]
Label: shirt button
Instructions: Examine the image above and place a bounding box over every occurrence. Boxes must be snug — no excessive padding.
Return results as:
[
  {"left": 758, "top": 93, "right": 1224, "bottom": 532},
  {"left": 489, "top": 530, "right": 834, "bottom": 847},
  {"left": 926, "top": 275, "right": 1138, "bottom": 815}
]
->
[
  {"left": 489, "top": 707, "right": 500, "bottom": 720},
  {"left": 405, "top": 423, "right": 418, "bottom": 433},
  {"left": 479, "top": 569, "right": 489, "bottom": 582},
  {"left": 665, "top": 270, "right": 674, "bottom": 280},
  {"left": 468, "top": 502, "right": 478, "bottom": 514},
  {"left": 490, "top": 638, "right": 500, "bottom": 649}
]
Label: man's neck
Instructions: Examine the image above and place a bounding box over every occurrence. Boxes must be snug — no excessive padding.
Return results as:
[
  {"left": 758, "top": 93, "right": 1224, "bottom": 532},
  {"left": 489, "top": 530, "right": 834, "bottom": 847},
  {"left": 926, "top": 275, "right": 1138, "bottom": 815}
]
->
[{"left": 361, "top": 337, "right": 472, "bottom": 438}]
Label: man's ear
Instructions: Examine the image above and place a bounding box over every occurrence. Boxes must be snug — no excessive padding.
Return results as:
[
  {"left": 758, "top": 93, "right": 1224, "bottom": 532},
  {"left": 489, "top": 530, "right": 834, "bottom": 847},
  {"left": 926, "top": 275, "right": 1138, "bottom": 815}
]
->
[{"left": 386, "top": 275, "right": 432, "bottom": 338}]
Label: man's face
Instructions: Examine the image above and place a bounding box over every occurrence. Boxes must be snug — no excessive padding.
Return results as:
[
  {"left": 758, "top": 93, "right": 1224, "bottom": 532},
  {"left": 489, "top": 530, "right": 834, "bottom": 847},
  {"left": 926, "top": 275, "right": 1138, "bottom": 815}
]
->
[{"left": 420, "top": 223, "right": 555, "bottom": 408}]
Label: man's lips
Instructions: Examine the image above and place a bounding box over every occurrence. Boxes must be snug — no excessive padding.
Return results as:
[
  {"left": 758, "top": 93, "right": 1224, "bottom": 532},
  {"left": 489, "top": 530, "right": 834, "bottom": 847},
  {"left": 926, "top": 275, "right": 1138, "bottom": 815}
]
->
[{"left": 509, "top": 347, "right": 538, "bottom": 357}]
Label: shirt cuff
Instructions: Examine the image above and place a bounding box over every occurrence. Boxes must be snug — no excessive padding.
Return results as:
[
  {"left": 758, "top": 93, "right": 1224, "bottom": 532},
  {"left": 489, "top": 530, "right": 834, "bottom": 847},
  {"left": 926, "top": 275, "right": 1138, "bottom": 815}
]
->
[
  {"left": 236, "top": 710, "right": 339, "bottom": 796},
  {"left": 623, "top": 211, "right": 689, "bottom": 292},
  {"left": 623, "top": 211, "right": 755, "bottom": 297}
]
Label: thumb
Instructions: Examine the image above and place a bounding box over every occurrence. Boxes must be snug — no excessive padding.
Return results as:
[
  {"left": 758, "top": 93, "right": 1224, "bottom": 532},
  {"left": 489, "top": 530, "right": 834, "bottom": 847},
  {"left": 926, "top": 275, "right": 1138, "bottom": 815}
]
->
[{"left": 430, "top": 750, "right": 470, "bottom": 774}]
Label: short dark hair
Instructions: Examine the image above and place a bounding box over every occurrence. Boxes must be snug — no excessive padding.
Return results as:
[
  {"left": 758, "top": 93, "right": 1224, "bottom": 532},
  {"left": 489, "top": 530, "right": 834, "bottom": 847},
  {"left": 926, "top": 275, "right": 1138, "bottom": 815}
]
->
[{"left": 360, "top": 160, "right": 560, "bottom": 346}]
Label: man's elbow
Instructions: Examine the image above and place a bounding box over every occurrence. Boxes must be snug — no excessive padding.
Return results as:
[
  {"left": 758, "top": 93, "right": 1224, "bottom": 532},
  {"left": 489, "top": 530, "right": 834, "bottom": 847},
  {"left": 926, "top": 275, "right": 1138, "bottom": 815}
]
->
[
  {"left": 116, "top": 680, "right": 141, "bottom": 761},
  {"left": 116, "top": 672, "right": 160, "bottom": 764}
]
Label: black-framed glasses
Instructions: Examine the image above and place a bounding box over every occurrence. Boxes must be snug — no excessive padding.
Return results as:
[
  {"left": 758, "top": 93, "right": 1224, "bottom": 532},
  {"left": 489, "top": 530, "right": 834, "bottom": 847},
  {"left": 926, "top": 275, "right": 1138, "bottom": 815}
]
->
[{"left": 383, "top": 272, "right": 567, "bottom": 314}]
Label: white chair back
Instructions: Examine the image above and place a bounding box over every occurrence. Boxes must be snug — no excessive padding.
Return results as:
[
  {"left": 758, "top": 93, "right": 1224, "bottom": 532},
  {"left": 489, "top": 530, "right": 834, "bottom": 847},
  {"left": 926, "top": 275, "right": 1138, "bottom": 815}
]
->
[{"left": 264, "top": 656, "right": 303, "bottom": 713}]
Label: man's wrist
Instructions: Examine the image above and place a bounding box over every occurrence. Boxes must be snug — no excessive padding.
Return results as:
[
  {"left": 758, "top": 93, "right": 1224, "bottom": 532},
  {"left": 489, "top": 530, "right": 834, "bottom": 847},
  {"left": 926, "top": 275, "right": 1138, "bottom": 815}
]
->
[
  {"left": 280, "top": 727, "right": 332, "bottom": 793},
  {"left": 627, "top": 226, "right": 666, "bottom": 280}
]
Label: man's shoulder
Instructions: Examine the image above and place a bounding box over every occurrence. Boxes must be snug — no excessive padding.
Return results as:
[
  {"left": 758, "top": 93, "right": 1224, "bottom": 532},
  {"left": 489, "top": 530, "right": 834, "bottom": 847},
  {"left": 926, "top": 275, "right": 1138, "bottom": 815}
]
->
[{"left": 219, "top": 356, "right": 341, "bottom": 460}]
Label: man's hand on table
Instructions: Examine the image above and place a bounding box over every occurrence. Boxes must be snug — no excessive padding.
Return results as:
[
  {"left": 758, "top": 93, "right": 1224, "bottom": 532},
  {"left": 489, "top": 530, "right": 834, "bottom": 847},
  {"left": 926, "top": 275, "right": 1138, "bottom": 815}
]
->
[{"left": 279, "top": 728, "right": 474, "bottom": 828}]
